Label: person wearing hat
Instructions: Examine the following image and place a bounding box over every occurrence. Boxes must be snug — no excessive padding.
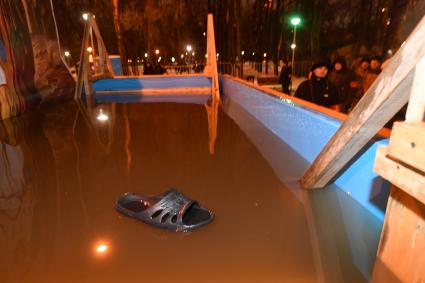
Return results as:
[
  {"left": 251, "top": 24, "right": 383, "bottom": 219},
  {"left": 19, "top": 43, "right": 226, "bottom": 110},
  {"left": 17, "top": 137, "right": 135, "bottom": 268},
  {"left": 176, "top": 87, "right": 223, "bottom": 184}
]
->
[{"left": 294, "top": 60, "right": 340, "bottom": 109}]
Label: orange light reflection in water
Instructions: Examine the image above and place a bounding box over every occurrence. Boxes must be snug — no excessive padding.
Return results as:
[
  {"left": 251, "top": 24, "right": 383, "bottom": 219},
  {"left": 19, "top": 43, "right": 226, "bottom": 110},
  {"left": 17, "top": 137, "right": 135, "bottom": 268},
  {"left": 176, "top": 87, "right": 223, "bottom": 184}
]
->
[{"left": 94, "top": 241, "right": 110, "bottom": 257}]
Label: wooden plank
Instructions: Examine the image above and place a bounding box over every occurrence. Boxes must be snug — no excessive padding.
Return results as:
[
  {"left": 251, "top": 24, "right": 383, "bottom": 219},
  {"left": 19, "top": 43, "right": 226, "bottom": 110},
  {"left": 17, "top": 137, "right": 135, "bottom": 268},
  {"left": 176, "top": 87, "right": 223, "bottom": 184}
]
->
[
  {"left": 372, "top": 186, "right": 425, "bottom": 283},
  {"left": 82, "top": 26, "right": 93, "bottom": 97},
  {"left": 89, "top": 16, "right": 114, "bottom": 75},
  {"left": 74, "top": 21, "right": 91, "bottom": 99},
  {"left": 374, "top": 146, "right": 425, "bottom": 205},
  {"left": 406, "top": 56, "right": 425, "bottom": 122},
  {"left": 388, "top": 122, "right": 425, "bottom": 174},
  {"left": 95, "top": 87, "right": 211, "bottom": 96},
  {"left": 301, "top": 15, "right": 425, "bottom": 189}
]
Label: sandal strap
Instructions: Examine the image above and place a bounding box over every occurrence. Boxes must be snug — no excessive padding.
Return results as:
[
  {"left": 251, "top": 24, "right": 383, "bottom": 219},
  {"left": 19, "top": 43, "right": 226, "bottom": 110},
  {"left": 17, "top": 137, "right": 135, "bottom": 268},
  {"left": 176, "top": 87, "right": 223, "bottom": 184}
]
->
[{"left": 143, "top": 190, "right": 192, "bottom": 223}]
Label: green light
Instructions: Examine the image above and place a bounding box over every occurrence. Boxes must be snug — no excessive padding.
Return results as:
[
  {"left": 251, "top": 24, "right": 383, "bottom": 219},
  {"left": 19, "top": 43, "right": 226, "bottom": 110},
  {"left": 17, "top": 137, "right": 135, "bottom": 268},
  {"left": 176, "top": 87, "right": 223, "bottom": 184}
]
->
[{"left": 291, "top": 17, "right": 301, "bottom": 26}]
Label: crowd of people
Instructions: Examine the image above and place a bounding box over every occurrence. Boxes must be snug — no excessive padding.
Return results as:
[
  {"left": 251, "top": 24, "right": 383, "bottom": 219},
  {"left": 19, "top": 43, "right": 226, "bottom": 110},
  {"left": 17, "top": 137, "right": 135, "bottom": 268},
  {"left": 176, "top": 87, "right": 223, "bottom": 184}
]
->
[{"left": 279, "top": 56, "right": 386, "bottom": 113}]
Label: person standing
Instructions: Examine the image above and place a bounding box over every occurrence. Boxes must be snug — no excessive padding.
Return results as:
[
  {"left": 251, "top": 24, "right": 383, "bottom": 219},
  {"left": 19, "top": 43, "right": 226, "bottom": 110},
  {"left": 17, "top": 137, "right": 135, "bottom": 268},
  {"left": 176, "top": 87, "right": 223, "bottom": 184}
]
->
[
  {"left": 278, "top": 59, "right": 292, "bottom": 94},
  {"left": 348, "top": 57, "right": 370, "bottom": 111},
  {"left": 328, "top": 57, "right": 356, "bottom": 113},
  {"left": 363, "top": 56, "right": 382, "bottom": 92},
  {"left": 295, "top": 60, "right": 340, "bottom": 110}
]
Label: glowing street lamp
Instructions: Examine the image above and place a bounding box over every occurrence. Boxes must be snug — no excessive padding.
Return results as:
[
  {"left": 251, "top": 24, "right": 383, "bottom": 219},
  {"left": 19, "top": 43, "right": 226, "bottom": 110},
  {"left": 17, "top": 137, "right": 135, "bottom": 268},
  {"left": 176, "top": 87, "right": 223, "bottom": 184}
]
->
[
  {"left": 186, "top": 45, "right": 192, "bottom": 52},
  {"left": 263, "top": 52, "right": 267, "bottom": 58},
  {"left": 82, "top": 13, "right": 89, "bottom": 21},
  {"left": 64, "top": 51, "right": 70, "bottom": 57},
  {"left": 171, "top": 57, "right": 176, "bottom": 63},
  {"left": 87, "top": 46, "right": 93, "bottom": 53},
  {"left": 290, "top": 16, "right": 301, "bottom": 83},
  {"left": 155, "top": 49, "right": 160, "bottom": 55},
  {"left": 241, "top": 50, "right": 245, "bottom": 55},
  {"left": 291, "top": 17, "right": 301, "bottom": 26},
  {"left": 144, "top": 53, "right": 148, "bottom": 58}
]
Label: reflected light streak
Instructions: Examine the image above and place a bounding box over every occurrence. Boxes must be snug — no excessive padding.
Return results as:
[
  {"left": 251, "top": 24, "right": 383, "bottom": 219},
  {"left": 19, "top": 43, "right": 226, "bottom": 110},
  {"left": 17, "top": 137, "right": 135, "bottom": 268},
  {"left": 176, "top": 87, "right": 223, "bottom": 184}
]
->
[{"left": 97, "top": 109, "right": 109, "bottom": 122}]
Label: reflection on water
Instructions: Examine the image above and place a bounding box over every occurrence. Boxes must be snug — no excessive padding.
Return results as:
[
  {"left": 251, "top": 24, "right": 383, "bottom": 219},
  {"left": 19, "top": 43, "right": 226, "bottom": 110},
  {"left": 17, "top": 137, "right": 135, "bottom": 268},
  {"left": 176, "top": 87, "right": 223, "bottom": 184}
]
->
[
  {"left": 0, "top": 99, "right": 380, "bottom": 283},
  {"left": 204, "top": 98, "right": 219, "bottom": 154}
]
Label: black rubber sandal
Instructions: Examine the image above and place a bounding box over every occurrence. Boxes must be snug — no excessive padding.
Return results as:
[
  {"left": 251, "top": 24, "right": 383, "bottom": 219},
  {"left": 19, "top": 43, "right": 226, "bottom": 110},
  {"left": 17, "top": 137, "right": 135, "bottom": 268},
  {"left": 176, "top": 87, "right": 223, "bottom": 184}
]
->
[{"left": 115, "top": 189, "right": 214, "bottom": 232}]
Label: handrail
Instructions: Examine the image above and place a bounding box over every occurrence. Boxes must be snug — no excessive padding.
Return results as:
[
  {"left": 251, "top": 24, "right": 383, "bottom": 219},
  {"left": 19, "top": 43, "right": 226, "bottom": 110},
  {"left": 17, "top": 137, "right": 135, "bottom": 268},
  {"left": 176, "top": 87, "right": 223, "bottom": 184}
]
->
[
  {"left": 206, "top": 14, "right": 220, "bottom": 101},
  {"left": 74, "top": 13, "right": 113, "bottom": 99}
]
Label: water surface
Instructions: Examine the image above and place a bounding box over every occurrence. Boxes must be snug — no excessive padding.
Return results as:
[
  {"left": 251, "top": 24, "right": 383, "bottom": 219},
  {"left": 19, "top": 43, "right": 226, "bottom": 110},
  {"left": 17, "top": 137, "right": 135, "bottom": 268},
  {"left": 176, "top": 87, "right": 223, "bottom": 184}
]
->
[{"left": 0, "top": 100, "right": 380, "bottom": 283}]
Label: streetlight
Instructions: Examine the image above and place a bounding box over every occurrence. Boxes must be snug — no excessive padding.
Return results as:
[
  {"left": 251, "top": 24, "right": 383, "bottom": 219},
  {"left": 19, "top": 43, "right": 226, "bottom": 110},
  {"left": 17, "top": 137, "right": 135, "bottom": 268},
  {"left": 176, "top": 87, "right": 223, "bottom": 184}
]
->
[
  {"left": 290, "top": 16, "right": 301, "bottom": 78},
  {"left": 155, "top": 49, "right": 160, "bottom": 55},
  {"left": 241, "top": 50, "right": 245, "bottom": 55},
  {"left": 144, "top": 53, "right": 148, "bottom": 58},
  {"left": 186, "top": 45, "right": 192, "bottom": 52},
  {"left": 82, "top": 13, "right": 89, "bottom": 21},
  {"left": 64, "top": 51, "right": 71, "bottom": 66}
]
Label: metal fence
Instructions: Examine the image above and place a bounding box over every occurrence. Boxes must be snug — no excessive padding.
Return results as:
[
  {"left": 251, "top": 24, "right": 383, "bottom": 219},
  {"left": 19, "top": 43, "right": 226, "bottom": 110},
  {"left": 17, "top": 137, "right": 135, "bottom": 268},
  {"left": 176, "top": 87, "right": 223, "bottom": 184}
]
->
[{"left": 124, "top": 60, "right": 312, "bottom": 78}]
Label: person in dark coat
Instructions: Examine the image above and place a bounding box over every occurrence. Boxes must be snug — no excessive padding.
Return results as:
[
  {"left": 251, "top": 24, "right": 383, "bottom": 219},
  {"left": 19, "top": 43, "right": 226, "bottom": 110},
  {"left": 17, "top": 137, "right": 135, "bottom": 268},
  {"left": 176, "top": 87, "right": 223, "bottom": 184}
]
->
[
  {"left": 363, "top": 56, "right": 382, "bottom": 92},
  {"left": 278, "top": 58, "right": 292, "bottom": 94},
  {"left": 143, "top": 62, "right": 154, "bottom": 75},
  {"left": 328, "top": 57, "right": 357, "bottom": 113},
  {"left": 295, "top": 60, "right": 340, "bottom": 110}
]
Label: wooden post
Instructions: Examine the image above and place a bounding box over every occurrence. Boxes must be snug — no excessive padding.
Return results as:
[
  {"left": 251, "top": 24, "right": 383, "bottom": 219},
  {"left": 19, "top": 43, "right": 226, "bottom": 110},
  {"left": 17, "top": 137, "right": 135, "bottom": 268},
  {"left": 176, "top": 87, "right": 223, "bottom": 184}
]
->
[
  {"left": 372, "top": 186, "right": 425, "bottom": 283},
  {"left": 74, "top": 21, "right": 92, "bottom": 99},
  {"left": 301, "top": 15, "right": 425, "bottom": 189},
  {"left": 372, "top": 16, "right": 425, "bottom": 283},
  {"left": 89, "top": 16, "right": 113, "bottom": 75}
]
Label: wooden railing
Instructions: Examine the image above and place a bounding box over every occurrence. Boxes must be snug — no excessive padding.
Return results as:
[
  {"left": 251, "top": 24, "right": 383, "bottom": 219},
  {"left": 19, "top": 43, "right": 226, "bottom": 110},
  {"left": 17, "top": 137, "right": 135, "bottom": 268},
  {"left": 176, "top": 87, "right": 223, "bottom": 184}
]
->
[
  {"left": 298, "top": 14, "right": 425, "bottom": 282},
  {"left": 74, "top": 13, "right": 113, "bottom": 99},
  {"left": 301, "top": 15, "right": 425, "bottom": 190}
]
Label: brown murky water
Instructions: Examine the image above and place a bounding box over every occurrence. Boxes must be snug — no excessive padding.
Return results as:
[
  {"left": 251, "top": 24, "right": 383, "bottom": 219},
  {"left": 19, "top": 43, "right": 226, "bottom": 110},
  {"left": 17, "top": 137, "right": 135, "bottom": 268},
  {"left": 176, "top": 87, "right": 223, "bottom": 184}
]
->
[{"left": 0, "top": 100, "right": 381, "bottom": 283}]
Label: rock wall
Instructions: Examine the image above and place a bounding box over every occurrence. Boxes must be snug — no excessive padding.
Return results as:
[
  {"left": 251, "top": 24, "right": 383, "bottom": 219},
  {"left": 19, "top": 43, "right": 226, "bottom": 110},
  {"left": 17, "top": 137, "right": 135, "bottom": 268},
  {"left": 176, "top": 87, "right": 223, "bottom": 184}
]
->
[{"left": 0, "top": 0, "right": 74, "bottom": 120}]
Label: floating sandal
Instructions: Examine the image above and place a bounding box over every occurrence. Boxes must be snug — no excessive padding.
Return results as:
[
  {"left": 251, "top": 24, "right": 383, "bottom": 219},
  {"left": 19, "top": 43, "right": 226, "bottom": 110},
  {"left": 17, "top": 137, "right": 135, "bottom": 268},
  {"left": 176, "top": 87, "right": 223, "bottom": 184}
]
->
[{"left": 115, "top": 189, "right": 214, "bottom": 232}]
